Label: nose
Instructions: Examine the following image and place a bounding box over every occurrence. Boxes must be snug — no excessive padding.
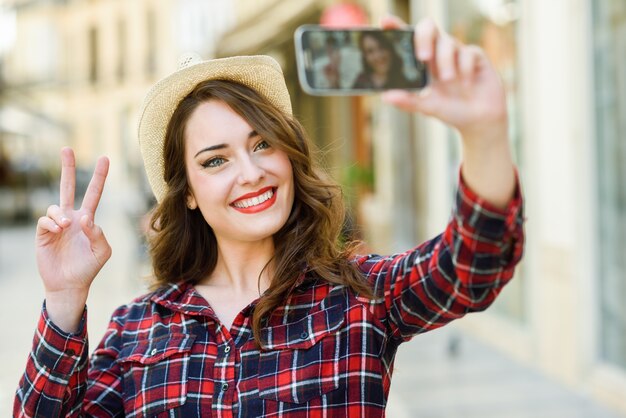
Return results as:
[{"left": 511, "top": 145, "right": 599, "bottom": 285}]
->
[{"left": 237, "top": 155, "right": 265, "bottom": 185}]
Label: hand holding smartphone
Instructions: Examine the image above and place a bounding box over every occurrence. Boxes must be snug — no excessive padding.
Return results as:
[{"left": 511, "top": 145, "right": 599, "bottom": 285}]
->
[{"left": 294, "top": 25, "right": 428, "bottom": 96}]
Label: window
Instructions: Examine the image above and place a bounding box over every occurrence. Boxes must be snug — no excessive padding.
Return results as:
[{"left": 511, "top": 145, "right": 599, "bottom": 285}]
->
[{"left": 593, "top": 0, "right": 626, "bottom": 369}]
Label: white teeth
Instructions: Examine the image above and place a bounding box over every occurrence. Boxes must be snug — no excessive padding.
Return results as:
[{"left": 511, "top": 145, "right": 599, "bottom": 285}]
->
[{"left": 233, "top": 189, "right": 274, "bottom": 208}]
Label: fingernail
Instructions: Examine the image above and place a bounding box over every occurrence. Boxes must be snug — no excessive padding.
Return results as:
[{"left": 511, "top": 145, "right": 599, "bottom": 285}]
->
[
  {"left": 88, "top": 219, "right": 94, "bottom": 228},
  {"left": 61, "top": 217, "right": 70, "bottom": 225}
]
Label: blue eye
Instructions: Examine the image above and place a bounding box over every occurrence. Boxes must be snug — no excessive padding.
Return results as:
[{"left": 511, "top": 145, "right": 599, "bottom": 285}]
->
[
  {"left": 254, "top": 140, "right": 270, "bottom": 151},
  {"left": 201, "top": 157, "right": 226, "bottom": 168}
]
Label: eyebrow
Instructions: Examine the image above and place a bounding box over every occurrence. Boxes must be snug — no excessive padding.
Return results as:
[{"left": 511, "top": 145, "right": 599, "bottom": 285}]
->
[{"left": 194, "top": 130, "right": 259, "bottom": 158}]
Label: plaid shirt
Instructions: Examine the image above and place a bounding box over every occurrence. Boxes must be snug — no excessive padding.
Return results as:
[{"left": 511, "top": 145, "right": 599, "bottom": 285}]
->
[{"left": 15, "top": 175, "right": 524, "bottom": 418}]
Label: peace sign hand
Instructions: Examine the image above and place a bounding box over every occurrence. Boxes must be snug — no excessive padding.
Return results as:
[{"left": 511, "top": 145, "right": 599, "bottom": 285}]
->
[{"left": 36, "top": 147, "right": 111, "bottom": 332}]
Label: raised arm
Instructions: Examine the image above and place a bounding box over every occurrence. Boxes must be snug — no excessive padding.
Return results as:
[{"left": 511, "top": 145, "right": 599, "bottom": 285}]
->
[
  {"left": 381, "top": 16, "right": 516, "bottom": 208},
  {"left": 15, "top": 148, "right": 113, "bottom": 417},
  {"left": 356, "top": 17, "right": 523, "bottom": 341}
]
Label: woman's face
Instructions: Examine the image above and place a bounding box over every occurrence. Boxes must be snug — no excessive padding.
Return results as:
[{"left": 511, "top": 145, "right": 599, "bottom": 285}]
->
[
  {"left": 184, "top": 100, "right": 294, "bottom": 246},
  {"left": 362, "top": 35, "right": 391, "bottom": 76}
]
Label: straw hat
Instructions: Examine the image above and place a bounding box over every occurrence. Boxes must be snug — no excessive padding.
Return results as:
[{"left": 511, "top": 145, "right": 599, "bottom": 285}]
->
[{"left": 137, "top": 54, "right": 292, "bottom": 203}]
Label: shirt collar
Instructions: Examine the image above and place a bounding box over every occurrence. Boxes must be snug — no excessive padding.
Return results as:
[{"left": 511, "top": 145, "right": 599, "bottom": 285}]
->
[
  {"left": 150, "top": 281, "right": 215, "bottom": 317},
  {"left": 149, "top": 269, "right": 312, "bottom": 317}
]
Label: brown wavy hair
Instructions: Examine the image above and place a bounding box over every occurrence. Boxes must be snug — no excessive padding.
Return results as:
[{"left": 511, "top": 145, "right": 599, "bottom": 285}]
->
[{"left": 148, "top": 79, "right": 373, "bottom": 347}]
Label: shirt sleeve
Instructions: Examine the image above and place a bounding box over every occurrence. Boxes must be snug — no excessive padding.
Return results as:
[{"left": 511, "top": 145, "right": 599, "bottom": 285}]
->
[
  {"left": 14, "top": 303, "right": 126, "bottom": 418},
  {"left": 13, "top": 302, "right": 89, "bottom": 418},
  {"left": 356, "top": 169, "right": 525, "bottom": 342}
]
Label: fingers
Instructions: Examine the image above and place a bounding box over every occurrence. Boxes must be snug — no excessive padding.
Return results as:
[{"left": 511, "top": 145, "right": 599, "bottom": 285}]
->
[
  {"left": 437, "top": 35, "right": 458, "bottom": 81},
  {"left": 415, "top": 18, "right": 439, "bottom": 62},
  {"left": 381, "top": 90, "right": 418, "bottom": 112},
  {"left": 60, "top": 147, "right": 76, "bottom": 211},
  {"left": 59, "top": 148, "right": 110, "bottom": 217},
  {"left": 36, "top": 205, "right": 71, "bottom": 240},
  {"left": 412, "top": 18, "right": 484, "bottom": 83},
  {"left": 384, "top": 87, "right": 444, "bottom": 117},
  {"left": 80, "top": 214, "right": 112, "bottom": 265},
  {"left": 381, "top": 89, "right": 436, "bottom": 115},
  {"left": 46, "top": 205, "right": 71, "bottom": 228},
  {"left": 81, "top": 156, "right": 110, "bottom": 216},
  {"left": 382, "top": 16, "right": 482, "bottom": 83},
  {"left": 36, "top": 215, "right": 62, "bottom": 236},
  {"left": 459, "top": 45, "right": 483, "bottom": 81}
]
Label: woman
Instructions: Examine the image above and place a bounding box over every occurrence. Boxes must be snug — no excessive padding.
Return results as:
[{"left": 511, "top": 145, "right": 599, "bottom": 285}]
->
[
  {"left": 14, "top": 17, "right": 523, "bottom": 417},
  {"left": 352, "top": 30, "right": 412, "bottom": 89}
]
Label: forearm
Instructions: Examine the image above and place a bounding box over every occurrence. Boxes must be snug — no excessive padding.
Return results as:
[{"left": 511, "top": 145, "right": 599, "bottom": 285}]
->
[
  {"left": 14, "top": 305, "right": 89, "bottom": 417},
  {"left": 358, "top": 176, "right": 524, "bottom": 341},
  {"left": 460, "top": 120, "right": 516, "bottom": 209}
]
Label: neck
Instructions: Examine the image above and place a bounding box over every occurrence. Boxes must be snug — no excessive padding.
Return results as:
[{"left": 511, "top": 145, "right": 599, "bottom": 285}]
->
[{"left": 200, "top": 237, "right": 274, "bottom": 295}]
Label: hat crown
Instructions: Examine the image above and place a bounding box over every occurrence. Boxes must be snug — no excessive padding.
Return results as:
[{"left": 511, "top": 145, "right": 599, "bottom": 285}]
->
[{"left": 177, "top": 52, "right": 203, "bottom": 70}]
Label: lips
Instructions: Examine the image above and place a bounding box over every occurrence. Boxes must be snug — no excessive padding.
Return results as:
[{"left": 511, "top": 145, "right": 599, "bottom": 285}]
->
[{"left": 230, "top": 186, "right": 277, "bottom": 213}]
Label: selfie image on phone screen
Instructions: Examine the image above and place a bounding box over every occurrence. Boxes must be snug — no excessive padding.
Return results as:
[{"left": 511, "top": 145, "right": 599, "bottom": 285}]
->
[{"left": 295, "top": 26, "right": 428, "bottom": 95}]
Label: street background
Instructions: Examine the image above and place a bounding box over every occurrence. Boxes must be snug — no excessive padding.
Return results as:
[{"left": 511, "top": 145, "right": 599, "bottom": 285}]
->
[{"left": 1, "top": 0, "right": 626, "bottom": 416}]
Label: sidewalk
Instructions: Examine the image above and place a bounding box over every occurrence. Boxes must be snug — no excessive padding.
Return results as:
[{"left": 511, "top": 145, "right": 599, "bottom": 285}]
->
[{"left": 387, "top": 324, "right": 624, "bottom": 418}]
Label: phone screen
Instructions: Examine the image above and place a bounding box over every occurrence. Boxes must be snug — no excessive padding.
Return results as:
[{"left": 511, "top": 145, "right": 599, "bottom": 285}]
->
[{"left": 294, "top": 26, "right": 428, "bottom": 95}]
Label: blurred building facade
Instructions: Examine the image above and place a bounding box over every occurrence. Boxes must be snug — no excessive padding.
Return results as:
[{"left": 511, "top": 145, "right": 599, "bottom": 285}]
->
[
  {"left": 0, "top": 0, "right": 234, "bottom": 219},
  {"left": 0, "top": 0, "right": 624, "bottom": 415},
  {"left": 219, "top": 0, "right": 626, "bottom": 414}
]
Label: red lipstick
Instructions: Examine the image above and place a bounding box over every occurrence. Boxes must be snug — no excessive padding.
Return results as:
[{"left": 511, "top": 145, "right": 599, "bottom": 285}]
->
[{"left": 230, "top": 187, "right": 277, "bottom": 214}]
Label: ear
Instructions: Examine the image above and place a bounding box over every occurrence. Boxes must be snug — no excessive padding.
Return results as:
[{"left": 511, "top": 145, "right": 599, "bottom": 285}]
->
[{"left": 186, "top": 193, "right": 197, "bottom": 210}]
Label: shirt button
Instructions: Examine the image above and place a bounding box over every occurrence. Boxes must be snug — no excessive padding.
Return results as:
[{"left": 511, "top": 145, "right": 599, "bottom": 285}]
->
[
  {"left": 150, "top": 348, "right": 157, "bottom": 356},
  {"left": 300, "top": 331, "right": 308, "bottom": 340},
  {"left": 221, "top": 382, "right": 229, "bottom": 392},
  {"left": 224, "top": 346, "right": 231, "bottom": 353}
]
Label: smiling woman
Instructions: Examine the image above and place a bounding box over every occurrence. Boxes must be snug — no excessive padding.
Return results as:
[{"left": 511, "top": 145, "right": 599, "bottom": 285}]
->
[
  {"left": 352, "top": 30, "right": 412, "bottom": 89},
  {"left": 147, "top": 78, "right": 373, "bottom": 337},
  {"left": 14, "top": 17, "right": 524, "bottom": 418}
]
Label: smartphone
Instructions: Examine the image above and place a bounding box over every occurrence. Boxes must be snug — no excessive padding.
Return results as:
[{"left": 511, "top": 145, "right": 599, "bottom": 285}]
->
[{"left": 294, "top": 25, "right": 428, "bottom": 96}]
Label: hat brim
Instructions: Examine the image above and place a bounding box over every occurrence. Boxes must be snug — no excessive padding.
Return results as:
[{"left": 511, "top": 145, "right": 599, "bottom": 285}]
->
[{"left": 138, "top": 55, "right": 292, "bottom": 203}]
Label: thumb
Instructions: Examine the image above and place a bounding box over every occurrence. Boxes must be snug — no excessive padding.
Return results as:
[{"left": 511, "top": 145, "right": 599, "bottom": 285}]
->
[
  {"left": 80, "top": 214, "right": 112, "bottom": 266},
  {"left": 382, "top": 89, "right": 437, "bottom": 115}
]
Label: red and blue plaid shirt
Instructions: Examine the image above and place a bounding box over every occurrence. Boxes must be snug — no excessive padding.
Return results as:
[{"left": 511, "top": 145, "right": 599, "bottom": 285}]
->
[{"left": 15, "top": 174, "right": 524, "bottom": 417}]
